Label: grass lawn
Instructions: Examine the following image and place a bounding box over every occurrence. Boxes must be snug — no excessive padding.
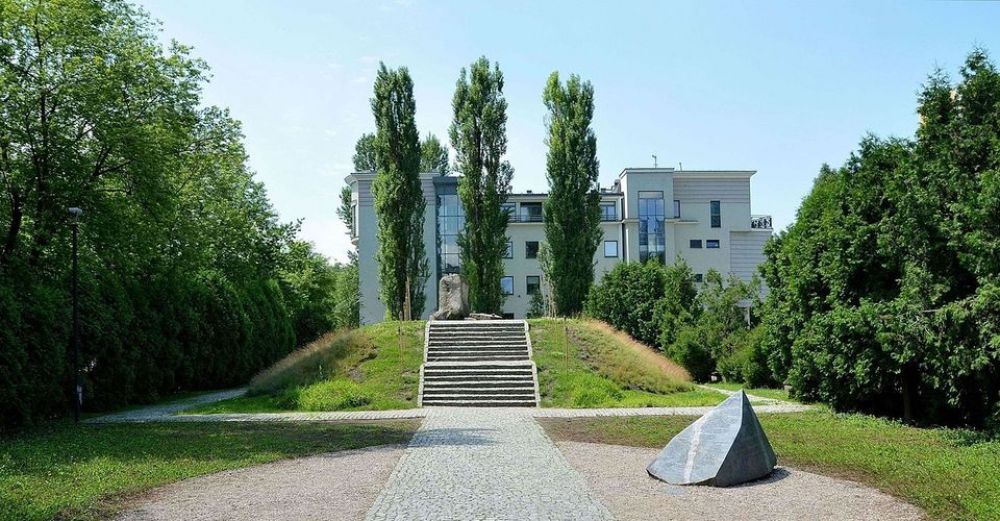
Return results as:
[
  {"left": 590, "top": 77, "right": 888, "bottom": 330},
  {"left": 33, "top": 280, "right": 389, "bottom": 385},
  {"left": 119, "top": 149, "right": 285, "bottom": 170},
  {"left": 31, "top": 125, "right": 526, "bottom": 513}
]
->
[
  {"left": 702, "top": 381, "right": 796, "bottom": 402},
  {"left": 540, "top": 411, "right": 1000, "bottom": 521},
  {"left": 0, "top": 419, "right": 418, "bottom": 521},
  {"left": 186, "top": 321, "right": 424, "bottom": 414},
  {"left": 529, "top": 318, "right": 724, "bottom": 408}
]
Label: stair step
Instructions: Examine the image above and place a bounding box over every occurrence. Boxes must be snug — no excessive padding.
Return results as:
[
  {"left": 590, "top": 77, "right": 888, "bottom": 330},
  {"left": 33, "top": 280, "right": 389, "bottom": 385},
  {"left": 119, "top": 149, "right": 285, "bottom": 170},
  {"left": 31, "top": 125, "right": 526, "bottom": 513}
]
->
[
  {"left": 423, "top": 381, "right": 533, "bottom": 388},
  {"left": 427, "top": 345, "right": 528, "bottom": 351},
  {"left": 422, "top": 400, "right": 537, "bottom": 407},
  {"left": 422, "top": 388, "right": 535, "bottom": 395}
]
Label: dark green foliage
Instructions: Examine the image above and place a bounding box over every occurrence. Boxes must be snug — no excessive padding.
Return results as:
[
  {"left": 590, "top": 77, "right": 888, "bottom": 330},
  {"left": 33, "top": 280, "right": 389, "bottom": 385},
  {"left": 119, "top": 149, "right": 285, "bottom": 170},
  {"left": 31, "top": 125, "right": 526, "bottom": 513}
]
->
[
  {"left": 370, "top": 64, "right": 428, "bottom": 320},
  {"left": 664, "top": 271, "right": 761, "bottom": 381},
  {"left": 542, "top": 72, "right": 601, "bottom": 315},
  {"left": 450, "top": 57, "right": 513, "bottom": 313},
  {"left": 420, "top": 133, "right": 449, "bottom": 174},
  {"left": 352, "top": 133, "right": 377, "bottom": 171},
  {"left": 585, "top": 262, "right": 667, "bottom": 346},
  {"left": 0, "top": 0, "right": 333, "bottom": 429},
  {"left": 758, "top": 49, "right": 1000, "bottom": 426},
  {"left": 527, "top": 291, "right": 546, "bottom": 318}
]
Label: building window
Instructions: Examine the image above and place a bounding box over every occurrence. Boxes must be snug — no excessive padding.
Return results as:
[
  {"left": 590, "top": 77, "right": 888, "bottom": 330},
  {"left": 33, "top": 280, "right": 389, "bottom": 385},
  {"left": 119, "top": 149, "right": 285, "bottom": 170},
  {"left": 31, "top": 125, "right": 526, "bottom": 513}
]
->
[
  {"left": 437, "top": 192, "right": 464, "bottom": 274},
  {"left": 600, "top": 202, "right": 617, "bottom": 221},
  {"left": 351, "top": 203, "right": 358, "bottom": 237},
  {"left": 501, "top": 202, "right": 516, "bottom": 217},
  {"left": 501, "top": 276, "right": 514, "bottom": 295},
  {"left": 604, "top": 240, "right": 618, "bottom": 257},
  {"left": 673, "top": 200, "right": 680, "bottom": 219},
  {"left": 526, "top": 275, "right": 541, "bottom": 295},
  {"left": 525, "top": 241, "right": 539, "bottom": 259},
  {"left": 710, "top": 200, "right": 721, "bottom": 228},
  {"left": 503, "top": 240, "right": 513, "bottom": 258},
  {"left": 694, "top": 273, "right": 704, "bottom": 283},
  {"left": 502, "top": 313, "right": 515, "bottom": 319},
  {"left": 519, "top": 202, "right": 543, "bottom": 222},
  {"left": 690, "top": 239, "right": 702, "bottom": 249},
  {"left": 638, "top": 191, "right": 666, "bottom": 263},
  {"left": 706, "top": 239, "right": 720, "bottom": 249}
]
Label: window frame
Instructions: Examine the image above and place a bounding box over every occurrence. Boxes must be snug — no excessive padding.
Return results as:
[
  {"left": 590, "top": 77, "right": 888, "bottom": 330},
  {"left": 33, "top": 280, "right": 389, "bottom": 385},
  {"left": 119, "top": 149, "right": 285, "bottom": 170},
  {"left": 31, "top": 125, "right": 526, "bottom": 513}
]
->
[
  {"left": 706, "top": 239, "right": 720, "bottom": 249},
  {"left": 673, "top": 199, "right": 681, "bottom": 219},
  {"left": 500, "top": 276, "right": 514, "bottom": 295},
  {"left": 710, "top": 200, "right": 721, "bottom": 228},
  {"left": 525, "top": 241, "right": 539, "bottom": 259},
  {"left": 604, "top": 240, "right": 619, "bottom": 258},
  {"left": 503, "top": 240, "right": 513, "bottom": 259},
  {"left": 526, "top": 275, "right": 541, "bottom": 295},
  {"left": 694, "top": 273, "right": 704, "bottom": 283},
  {"left": 689, "top": 239, "right": 702, "bottom": 249},
  {"left": 600, "top": 202, "right": 617, "bottom": 221}
]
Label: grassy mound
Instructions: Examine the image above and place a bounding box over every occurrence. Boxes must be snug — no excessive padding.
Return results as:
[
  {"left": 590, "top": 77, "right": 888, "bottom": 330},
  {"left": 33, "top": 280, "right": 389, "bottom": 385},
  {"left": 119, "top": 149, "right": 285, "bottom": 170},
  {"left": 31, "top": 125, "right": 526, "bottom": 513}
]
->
[
  {"left": 530, "top": 318, "right": 724, "bottom": 408},
  {"left": 189, "top": 321, "right": 424, "bottom": 413}
]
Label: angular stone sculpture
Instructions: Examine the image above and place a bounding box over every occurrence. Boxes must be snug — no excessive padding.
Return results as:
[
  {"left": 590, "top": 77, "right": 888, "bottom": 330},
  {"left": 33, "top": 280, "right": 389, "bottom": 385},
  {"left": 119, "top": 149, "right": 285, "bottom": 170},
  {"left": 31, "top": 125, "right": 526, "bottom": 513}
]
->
[
  {"left": 647, "top": 390, "right": 776, "bottom": 487},
  {"left": 430, "top": 274, "right": 469, "bottom": 320}
]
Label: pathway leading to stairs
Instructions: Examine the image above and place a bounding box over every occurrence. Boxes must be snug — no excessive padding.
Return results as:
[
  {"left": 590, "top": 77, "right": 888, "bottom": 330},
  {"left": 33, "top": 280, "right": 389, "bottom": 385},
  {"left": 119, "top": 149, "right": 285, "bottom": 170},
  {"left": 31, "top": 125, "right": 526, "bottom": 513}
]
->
[{"left": 364, "top": 407, "right": 614, "bottom": 521}]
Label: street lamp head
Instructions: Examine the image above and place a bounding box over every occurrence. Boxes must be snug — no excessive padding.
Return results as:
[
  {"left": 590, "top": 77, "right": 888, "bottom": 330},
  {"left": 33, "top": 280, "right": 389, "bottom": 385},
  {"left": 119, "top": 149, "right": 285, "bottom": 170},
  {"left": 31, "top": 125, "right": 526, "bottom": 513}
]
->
[{"left": 68, "top": 207, "right": 83, "bottom": 217}]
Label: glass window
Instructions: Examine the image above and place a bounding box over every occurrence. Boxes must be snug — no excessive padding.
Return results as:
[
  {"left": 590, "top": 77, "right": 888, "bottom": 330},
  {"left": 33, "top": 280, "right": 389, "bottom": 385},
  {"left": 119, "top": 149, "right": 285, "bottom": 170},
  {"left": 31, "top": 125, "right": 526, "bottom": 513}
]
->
[
  {"left": 351, "top": 203, "right": 358, "bottom": 237},
  {"left": 707, "top": 239, "right": 720, "bottom": 249},
  {"left": 501, "top": 202, "right": 516, "bottom": 217},
  {"left": 673, "top": 200, "right": 680, "bottom": 219},
  {"left": 500, "top": 276, "right": 514, "bottom": 295},
  {"left": 525, "top": 241, "right": 539, "bottom": 259},
  {"left": 694, "top": 273, "right": 704, "bottom": 283},
  {"left": 604, "top": 240, "right": 618, "bottom": 257},
  {"left": 600, "top": 202, "right": 617, "bottom": 221},
  {"left": 437, "top": 193, "right": 465, "bottom": 274},
  {"left": 519, "top": 202, "right": 543, "bottom": 222},
  {"left": 690, "top": 239, "right": 702, "bottom": 248},
  {"left": 503, "top": 240, "right": 513, "bottom": 258},
  {"left": 638, "top": 191, "right": 666, "bottom": 263},
  {"left": 526, "top": 276, "right": 540, "bottom": 295},
  {"left": 710, "top": 200, "right": 721, "bottom": 228}
]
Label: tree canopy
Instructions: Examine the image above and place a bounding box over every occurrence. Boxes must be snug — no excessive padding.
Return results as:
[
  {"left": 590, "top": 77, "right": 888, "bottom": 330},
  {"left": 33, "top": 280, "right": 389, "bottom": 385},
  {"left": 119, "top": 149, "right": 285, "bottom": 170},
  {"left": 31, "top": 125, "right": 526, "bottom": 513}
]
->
[{"left": 758, "top": 49, "right": 1000, "bottom": 426}]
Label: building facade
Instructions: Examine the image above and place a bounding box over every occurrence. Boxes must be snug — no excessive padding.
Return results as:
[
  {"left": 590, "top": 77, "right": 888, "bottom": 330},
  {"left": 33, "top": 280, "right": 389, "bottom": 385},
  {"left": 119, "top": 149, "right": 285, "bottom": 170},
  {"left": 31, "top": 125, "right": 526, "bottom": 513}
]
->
[{"left": 345, "top": 167, "right": 772, "bottom": 325}]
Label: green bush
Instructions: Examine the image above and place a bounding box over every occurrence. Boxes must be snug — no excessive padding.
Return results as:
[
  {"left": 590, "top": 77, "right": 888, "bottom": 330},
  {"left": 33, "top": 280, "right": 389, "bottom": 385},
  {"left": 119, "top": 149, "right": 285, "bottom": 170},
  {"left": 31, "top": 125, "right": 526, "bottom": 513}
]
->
[
  {"left": 585, "top": 261, "right": 667, "bottom": 346},
  {"left": 294, "top": 380, "right": 372, "bottom": 411}
]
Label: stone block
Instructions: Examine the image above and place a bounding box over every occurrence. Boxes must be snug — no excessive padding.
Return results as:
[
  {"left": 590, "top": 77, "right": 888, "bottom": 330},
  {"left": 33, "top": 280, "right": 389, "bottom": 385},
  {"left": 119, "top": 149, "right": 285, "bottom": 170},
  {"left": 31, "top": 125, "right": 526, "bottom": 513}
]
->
[
  {"left": 646, "top": 390, "right": 776, "bottom": 487},
  {"left": 430, "top": 274, "right": 469, "bottom": 320}
]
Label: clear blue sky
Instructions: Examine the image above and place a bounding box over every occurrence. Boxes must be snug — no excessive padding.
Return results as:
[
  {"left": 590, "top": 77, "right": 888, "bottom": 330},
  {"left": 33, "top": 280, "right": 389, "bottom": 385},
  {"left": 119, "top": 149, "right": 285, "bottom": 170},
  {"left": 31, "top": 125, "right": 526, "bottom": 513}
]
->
[{"left": 137, "top": 0, "right": 1000, "bottom": 263}]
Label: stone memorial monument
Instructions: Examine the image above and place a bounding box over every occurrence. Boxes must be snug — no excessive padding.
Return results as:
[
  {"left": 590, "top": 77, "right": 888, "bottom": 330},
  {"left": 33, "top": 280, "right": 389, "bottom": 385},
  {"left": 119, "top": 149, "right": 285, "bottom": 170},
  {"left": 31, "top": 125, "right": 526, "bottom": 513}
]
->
[
  {"left": 430, "top": 274, "right": 470, "bottom": 320},
  {"left": 647, "top": 390, "right": 776, "bottom": 487}
]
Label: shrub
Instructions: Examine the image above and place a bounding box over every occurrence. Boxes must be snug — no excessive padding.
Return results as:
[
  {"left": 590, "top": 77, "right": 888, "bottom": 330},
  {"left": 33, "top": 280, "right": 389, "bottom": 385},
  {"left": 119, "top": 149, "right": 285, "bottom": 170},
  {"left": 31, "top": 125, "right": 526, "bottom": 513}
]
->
[
  {"left": 293, "top": 380, "right": 372, "bottom": 411},
  {"left": 585, "top": 262, "right": 666, "bottom": 346}
]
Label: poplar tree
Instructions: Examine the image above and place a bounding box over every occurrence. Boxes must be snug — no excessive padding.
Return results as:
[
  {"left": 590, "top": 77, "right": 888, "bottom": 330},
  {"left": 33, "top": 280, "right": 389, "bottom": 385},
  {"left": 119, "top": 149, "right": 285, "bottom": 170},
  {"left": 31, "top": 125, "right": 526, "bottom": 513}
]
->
[
  {"left": 371, "top": 64, "right": 427, "bottom": 320},
  {"left": 542, "top": 72, "right": 601, "bottom": 315},
  {"left": 449, "top": 57, "right": 513, "bottom": 313},
  {"left": 420, "top": 133, "right": 449, "bottom": 174},
  {"left": 353, "top": 133, "right": 377, "bottom": 171}
]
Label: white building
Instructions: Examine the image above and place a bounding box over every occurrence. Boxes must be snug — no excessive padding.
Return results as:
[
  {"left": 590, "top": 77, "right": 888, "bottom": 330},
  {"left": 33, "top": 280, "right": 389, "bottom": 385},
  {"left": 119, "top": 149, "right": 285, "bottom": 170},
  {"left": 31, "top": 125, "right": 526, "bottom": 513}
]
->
[{"left": 346, "top": 167, "right": 772, "bottom": 324}]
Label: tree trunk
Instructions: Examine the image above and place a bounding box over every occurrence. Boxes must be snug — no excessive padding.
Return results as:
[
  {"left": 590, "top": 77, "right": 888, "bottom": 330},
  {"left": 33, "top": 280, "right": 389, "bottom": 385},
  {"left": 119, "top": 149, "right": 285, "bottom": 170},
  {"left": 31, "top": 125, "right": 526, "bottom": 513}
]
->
[{"left": 1, "top": 191, "right": 23, "bottom": 266}]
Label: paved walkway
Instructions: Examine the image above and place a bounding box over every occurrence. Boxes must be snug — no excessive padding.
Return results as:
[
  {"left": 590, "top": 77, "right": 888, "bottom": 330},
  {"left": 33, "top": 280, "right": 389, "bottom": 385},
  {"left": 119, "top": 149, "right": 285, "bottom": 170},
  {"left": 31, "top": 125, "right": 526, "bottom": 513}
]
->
[{"left": 365, "top": 407, "right": 614, "bottom": 521}]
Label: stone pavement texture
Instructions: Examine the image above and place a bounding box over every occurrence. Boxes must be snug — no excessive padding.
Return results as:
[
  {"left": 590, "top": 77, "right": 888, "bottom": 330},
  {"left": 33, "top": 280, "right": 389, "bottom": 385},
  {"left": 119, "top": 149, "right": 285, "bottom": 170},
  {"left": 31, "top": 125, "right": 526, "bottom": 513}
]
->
[{"left": 364, "top": 407, "right": 614, "bottom": 521}]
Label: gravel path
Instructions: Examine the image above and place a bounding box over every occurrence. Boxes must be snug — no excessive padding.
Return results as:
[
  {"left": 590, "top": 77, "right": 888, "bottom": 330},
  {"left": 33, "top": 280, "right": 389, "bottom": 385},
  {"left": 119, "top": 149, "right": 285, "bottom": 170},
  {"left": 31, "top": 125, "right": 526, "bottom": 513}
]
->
[
  {"left": 116, "top": 444, "right": 406, "bottom": 521},
  {"left": 557, "top": 441, "right": 924, "bottom": 521},
  {"left": 86, "top": 388, "right": 248, "bottom": 423},
  {"left": 364, "top": 407, "right": 614, "bottom": 521}
]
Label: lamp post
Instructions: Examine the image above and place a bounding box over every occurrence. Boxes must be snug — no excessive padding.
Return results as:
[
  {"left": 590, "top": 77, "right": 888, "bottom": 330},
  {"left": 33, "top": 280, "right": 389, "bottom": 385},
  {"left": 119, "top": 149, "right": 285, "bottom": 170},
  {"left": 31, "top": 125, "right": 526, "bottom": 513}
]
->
[{"left": 68, "top": 206, "right": 83, "bottom": 422}]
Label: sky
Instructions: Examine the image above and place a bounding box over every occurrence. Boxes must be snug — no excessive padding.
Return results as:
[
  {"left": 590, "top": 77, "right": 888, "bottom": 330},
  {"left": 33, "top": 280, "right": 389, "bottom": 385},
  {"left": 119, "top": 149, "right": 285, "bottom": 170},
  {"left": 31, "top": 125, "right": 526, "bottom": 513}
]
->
[{"left": 136, "top": 0, "right": 1000, "bottom": 263}]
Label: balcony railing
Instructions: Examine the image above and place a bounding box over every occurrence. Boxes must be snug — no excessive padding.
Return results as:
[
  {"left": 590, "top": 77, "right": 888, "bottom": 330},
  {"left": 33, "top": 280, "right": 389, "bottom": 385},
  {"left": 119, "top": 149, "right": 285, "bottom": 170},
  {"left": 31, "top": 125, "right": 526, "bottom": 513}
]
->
[
  {"left": 751, "top": 214, "right": 773, "bottom": 230},
  {"left": 507, "top": 213, "right": 543, "bottom": 223}
]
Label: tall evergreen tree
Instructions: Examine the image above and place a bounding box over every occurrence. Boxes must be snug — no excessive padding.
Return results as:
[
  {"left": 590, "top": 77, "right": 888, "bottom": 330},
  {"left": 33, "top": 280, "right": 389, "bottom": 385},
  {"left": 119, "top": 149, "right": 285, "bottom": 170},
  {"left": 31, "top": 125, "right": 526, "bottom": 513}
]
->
[
  {"left": 449, "top": 57, "right": 513, "bottom": 313},
  {"left": 420, "top": 133, "right": 449, "bottom": 174},
  {"left": 541, "top": 72, "right": 601, "bottom": 315},
  {"left": 370, "top": 64, "right": 427, "bottom": 320}
]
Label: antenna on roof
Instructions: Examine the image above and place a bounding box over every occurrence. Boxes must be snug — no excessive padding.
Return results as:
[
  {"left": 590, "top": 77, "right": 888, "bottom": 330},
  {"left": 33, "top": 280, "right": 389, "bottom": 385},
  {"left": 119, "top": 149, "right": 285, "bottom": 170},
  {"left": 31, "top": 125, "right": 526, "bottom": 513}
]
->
[{"left": 652, "top": 154, "right": 658, "bottom": 168}]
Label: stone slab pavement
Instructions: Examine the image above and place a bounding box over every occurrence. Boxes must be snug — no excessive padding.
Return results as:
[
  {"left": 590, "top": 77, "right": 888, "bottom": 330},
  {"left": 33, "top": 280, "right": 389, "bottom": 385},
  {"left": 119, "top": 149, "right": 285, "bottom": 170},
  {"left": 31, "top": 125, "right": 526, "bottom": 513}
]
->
[{"left": 364, "top": 407, "right": 614, "bottom": 521}]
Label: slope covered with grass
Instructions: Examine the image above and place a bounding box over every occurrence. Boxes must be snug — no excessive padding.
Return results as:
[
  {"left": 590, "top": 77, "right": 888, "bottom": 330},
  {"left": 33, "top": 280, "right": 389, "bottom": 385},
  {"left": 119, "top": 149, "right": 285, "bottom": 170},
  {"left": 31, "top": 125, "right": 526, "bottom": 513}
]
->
[
  {"left": 529, "top": 319, "right": 723, "bottom": 408},
  {"left": 188, "top": 321, "right": 424, "bottom": 413}
]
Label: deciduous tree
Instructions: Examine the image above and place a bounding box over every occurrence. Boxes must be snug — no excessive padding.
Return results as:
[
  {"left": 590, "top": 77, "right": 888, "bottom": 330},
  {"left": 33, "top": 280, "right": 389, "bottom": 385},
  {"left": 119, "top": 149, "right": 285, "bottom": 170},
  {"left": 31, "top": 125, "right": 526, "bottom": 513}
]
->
[
  {"left": 449, "top": 57, "right": 513, "bottom": 313},
  {"left": 542, "top": 72, "right": 601, "bottom": 315}
]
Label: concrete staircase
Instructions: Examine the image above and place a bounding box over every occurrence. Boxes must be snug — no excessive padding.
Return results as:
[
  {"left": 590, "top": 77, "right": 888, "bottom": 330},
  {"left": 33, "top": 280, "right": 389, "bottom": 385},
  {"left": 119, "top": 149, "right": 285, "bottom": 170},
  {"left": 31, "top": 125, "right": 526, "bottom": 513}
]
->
[{"left": 419, "top": 320, "right": 540, "bottom": 407}]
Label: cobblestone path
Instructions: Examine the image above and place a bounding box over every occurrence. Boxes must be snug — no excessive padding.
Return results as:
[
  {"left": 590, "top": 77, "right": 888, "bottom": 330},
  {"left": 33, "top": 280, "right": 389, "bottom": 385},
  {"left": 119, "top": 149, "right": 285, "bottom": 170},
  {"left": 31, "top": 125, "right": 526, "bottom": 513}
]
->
[{"left": 364, "top": 407, "right": 614, "bottom": 521}]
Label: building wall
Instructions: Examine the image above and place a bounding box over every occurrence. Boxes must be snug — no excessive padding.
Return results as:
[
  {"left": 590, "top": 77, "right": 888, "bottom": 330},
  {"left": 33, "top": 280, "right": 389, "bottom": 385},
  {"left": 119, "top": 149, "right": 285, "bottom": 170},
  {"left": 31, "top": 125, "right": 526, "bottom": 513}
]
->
[{"left": 349, "top": 168, "right": 770, "bottom": 324}]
